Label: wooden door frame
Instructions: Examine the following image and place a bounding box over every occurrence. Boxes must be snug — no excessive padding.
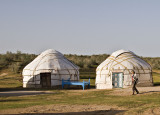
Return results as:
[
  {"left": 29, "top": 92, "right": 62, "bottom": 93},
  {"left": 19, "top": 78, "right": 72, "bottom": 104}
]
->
[{"left": 40, "top": 73, "right": 51, "bottom": 88}]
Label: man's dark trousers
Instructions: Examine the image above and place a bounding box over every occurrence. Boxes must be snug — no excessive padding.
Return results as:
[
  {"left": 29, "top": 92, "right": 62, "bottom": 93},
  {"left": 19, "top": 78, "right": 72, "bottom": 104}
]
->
[{"left": 132, "top": 80, "right": 139, "bottom": 95}]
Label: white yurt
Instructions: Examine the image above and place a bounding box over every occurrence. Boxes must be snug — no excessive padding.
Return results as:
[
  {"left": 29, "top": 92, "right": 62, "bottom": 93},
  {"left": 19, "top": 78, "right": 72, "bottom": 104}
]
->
[
  {"left": 23, "top": 49, "right": 79, "bottom": 88},
  {"left": 96, "top": 49, "right": 153, "bottom": 89}
]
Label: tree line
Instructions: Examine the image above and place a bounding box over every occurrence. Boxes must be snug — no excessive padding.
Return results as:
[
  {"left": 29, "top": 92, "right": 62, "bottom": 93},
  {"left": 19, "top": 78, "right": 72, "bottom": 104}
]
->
[{"left": 0, "top": 51, "right": 160, "bottom": 73}]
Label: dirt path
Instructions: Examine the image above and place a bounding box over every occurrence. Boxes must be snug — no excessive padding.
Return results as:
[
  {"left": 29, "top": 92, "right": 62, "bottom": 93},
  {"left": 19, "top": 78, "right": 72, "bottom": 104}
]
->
[{"left": 112, "top": 86, "right": 160, "bottom": 96}]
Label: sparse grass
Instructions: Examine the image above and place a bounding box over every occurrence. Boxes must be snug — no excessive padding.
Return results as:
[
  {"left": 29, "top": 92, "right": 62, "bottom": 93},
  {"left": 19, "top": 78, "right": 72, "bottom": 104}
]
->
[
  {"left": 0, "top": 69, "right": 160, "bottom": 114},
  {"left": 152, "top": 70, "right": 160, "bottom": 85},
  {"left": 0, "top": 89, "right": 160, "bottom": 113},
  {"left": 80, "top": 79, "right": 95, "bottom": 87},
  {"left": 0, "top": 69, "right": 22, "bottom": 88},
  {"left": 79, "top": 70, "right": 96, "bottom": 87}
]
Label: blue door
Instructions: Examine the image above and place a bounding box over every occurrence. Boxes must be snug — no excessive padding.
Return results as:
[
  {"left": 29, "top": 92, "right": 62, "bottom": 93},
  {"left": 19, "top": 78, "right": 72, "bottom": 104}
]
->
[{"left": 112, "top": 73, "right": 123, "bottom": 88}]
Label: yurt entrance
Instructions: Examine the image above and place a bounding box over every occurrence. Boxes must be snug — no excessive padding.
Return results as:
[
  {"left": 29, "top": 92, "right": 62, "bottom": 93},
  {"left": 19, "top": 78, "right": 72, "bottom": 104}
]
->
[
  {"left": 112, "top": 72, "right": 123, "bottom": 88},
  {"left": 40, "top": 73, "right": 51, "bottom": 88}
]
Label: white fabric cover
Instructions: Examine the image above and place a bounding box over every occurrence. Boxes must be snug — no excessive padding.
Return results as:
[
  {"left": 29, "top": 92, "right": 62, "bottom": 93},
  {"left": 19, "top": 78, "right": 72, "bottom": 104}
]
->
[
  {"left": 23, "top": 49, "right": 79, "bottom": 88},
  {"left": 96, "top": 49, "right": 153, "bottom": 89}
]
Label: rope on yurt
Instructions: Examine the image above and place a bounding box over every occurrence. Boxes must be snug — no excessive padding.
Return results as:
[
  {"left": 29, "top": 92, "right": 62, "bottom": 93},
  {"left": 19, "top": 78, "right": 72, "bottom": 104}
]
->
[
  {"left": 103, "top": 56, "right": 130, "bottom": 84},
  {"left": 133, "top": 56, "right": 152, "bottom": 81},
  {"left": 64, "top": 58, "right": 79, "bottom": 78},
  {"left": 125, "top": 60, "right": 140, "bottom": 76},
  {"left": 32, "top": 53, "right": 53, "bottom": 76},
  {"left": 98, "top": 54, "right": 131, "bottom": 83},
  {"left": 62, "top": 58, "right": 79, "bottom": 80},
  {"left": 99, "top": 56, "right": 116, "bottom": 77},
  {"left": 106, "top": 57, "right": 130, "bottom": 75},
  {"left": 110, "top": 56, "right": 140, "bottom": 75},
  {"left": 96, "top": 55, "right": 115, "bottom": 76},
  {"left": 31, "top": 54, "right": 50, "bottom": 87},
  {"left": 136, "top": 56, "right": 151, "bottom": 71},
  {"left": 98, "top": 57, "right": 115, "bottom": 83},
  {"left": 24, "top": 51, "right": 79, "bottom": 87},
  {"left": 130, "top": 58, "right": 145, "bottom": 73},
  {"left": 61, "top": 59, "right": 72, "bottom": 80},
  {"left": 106, "top": 56, "right": 138, "bottom": 84},
  {"left": 106, "top": 54, "right": 135, "bottom": 69},
  {"left": 108, "top": 53, "right": 148, "bottom": 75},
  {"left": 97, "top": 52, "right": 151, "bottom": 80},
  {"left": 27, "top": 53, "right": 63, "bottom": 75},
  {"left": 34, "top": 53, "right": 78, "bottom": 81},
  {"left": 118, "top": 53, "right": 151, "bottom": 73}
]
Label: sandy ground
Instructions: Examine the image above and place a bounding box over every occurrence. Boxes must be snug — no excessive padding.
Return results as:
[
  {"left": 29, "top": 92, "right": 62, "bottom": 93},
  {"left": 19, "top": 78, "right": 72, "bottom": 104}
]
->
[
  {"left": 1, "top": 86, "right": 160, "bottom": 115},
  {"left": 0, "top": 73, "right": 8, "bottom": 77},
  {"left": 142, "top": 107, "right": 160, "bottom": 115},
  {"left": 112, "top": 86, "right": 160, "bottom": 96},
  {"left": 0, "top": 104, "right": 126, "bottom": 115}
]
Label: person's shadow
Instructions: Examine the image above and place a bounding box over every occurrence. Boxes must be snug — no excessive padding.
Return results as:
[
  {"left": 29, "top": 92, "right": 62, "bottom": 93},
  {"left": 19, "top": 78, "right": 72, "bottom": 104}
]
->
[
  {"left": 154, "top": 82, "right": 160, "bottom": 86},
  {"left": 138, "top": 91, "right": 160, "bottom": 94}
]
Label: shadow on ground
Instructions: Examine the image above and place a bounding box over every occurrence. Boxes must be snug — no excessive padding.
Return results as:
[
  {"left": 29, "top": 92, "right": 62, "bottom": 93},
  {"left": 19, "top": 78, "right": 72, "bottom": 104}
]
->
[
  {"left": 14, "top": 110, "right": 126, "bottom": 115},
  {"left": 0, "top": 85, "right": 94, "bottom": 97},
  {"left": 0, "top": 85, "right": 95, "bottom": 92},
  {"left": 0, "top": 90, "right": 53, "bottom": 97},
  {"left": 139, "top": 91, "right": 160, "bottom": 95},
  {"left": 154, "top": 82, "right": 160, "bottom": 86},
  {"left": 0, "top": 99, "right": 20, "bottom": 102}
]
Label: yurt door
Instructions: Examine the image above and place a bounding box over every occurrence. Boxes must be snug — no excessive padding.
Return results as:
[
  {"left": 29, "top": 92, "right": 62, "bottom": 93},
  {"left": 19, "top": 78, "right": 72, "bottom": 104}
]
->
[
  {"left": 40, "top": 73, "right": 51, "bottom": 88},
  {"left": 112, "top": 73, "right": 123, "bottom": 88}
]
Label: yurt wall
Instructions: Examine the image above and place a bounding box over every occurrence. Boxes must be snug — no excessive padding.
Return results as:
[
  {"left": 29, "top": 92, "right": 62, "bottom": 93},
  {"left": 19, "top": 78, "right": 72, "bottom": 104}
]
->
[
  {"left": 96, "top": 49, "right": 153, "bottom": 89},
  {"left": 23, "top": 49, "right": 79, "bottom": 88}
]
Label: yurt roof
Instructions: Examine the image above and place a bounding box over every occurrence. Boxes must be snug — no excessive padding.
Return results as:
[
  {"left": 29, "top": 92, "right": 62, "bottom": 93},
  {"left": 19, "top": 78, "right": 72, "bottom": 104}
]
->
[
  {"left": 96, "top": 49, "right": 151, "bottom": 71},
  {"left": 111, "top": 49, "right": 136, "bottom": 58},
  {"left": 23, "top": 49, "right": 79, "bottom": 76}
]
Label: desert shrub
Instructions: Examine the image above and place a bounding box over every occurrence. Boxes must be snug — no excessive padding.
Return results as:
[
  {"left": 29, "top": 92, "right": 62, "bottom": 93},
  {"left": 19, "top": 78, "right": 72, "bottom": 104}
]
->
[
  {"left": 0, "top": 51, "right": 160, "bottom": 74},
  {"left": 0, "top": 51, "right": 36, "bottom": 73}
]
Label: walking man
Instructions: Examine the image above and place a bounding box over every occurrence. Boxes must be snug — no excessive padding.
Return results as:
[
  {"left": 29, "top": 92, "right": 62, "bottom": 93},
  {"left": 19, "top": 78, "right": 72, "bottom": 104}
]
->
[{"left": 131, "top": 70, "right": 139, "bottom": 95}]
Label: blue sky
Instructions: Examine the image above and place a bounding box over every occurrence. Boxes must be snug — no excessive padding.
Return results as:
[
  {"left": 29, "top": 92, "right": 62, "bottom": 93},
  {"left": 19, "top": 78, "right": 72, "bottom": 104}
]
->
[{"left": 0, "top": 0, "right": 160, "bottom": 57}]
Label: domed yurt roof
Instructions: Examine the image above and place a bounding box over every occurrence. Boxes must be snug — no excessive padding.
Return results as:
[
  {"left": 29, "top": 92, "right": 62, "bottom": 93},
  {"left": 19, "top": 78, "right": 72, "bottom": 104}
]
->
[
  {"left": 23, "top": 49, "right": 79, "bottom": 76},
  {"left": 97, "top": 49, "right": 151, "bottom": 73}
]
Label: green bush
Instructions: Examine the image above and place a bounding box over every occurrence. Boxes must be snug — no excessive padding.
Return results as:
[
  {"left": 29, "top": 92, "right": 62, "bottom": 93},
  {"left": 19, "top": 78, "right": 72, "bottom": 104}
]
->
[{"left": 0, "top": 51, "right": 160, "bottom": 74}]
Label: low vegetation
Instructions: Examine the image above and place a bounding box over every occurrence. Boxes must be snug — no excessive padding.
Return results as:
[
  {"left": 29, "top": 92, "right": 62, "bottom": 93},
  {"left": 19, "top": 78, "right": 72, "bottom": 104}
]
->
[
  {"left": 0, "top": 51, "right": 160, "bottom": 114},
  {"left": 0, "top": 51, "right": 36, "bottom": 73},
  {"left": 1, "top": 51, "right": 160, "bottom": 75}
]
